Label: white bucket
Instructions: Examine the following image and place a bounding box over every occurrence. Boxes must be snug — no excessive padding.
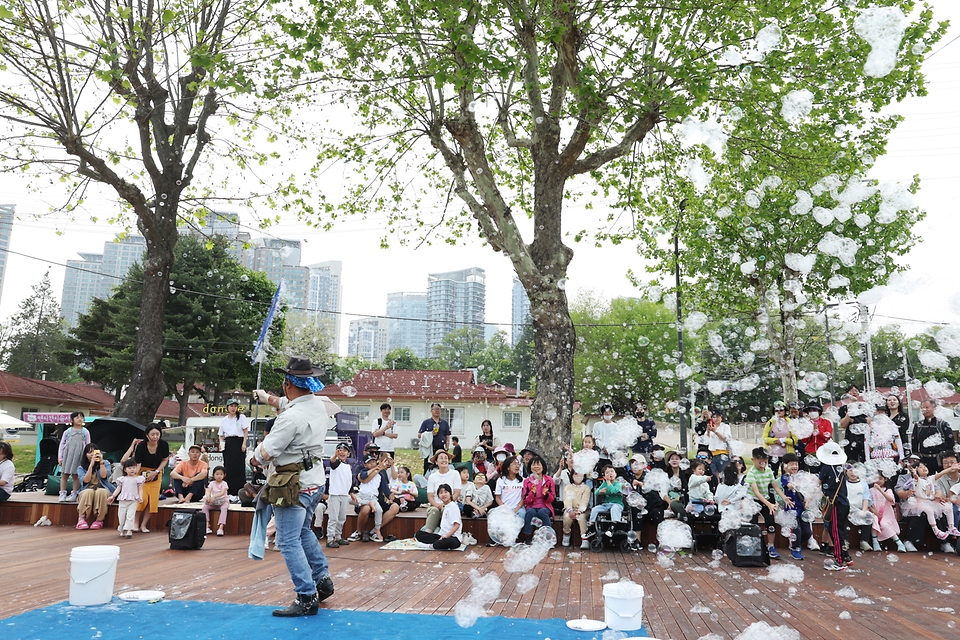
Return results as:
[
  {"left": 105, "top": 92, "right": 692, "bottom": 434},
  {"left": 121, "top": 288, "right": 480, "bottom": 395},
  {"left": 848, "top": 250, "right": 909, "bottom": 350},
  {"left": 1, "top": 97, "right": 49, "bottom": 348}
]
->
[
  {"left": 69, "top": 545, "right": 120, "bottom": 606},
  {"left": 603, "top": 581, "right": 644, "bottom": 631}
]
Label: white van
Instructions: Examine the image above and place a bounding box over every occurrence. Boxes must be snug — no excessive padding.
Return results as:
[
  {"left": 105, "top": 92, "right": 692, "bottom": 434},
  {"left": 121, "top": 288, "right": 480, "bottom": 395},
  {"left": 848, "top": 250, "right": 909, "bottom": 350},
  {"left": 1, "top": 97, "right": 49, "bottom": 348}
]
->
[{"left": 165, "top": 417, "right": 266, "bottom": 477}]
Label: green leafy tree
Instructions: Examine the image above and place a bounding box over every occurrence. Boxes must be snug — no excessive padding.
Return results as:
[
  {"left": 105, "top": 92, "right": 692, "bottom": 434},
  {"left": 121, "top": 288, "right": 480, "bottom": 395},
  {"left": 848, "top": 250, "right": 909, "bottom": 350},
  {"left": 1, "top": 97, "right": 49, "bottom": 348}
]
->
[
  {"left": 572, "top": 294, "right": 687, "bottom": 416},
  {"left": 59, "top": 295, "right": 130, "bottom": 400},
  {"left": 285, "top": 0, "right": 943, "bottom": 466},
  {"left": 0, "top": 1, "right": 312, "bottom": 424},
  {"left": 382, "top": 347, "right": 437, "bottom": 372},
  {"left": 509, "top": 324, "right": 536, "bottom": 393},
  {"left": 475, "top": 331, "right": 514, "bottom": 386},
  {"left": 260, "top": 312, "right": 339, "bottom": 391},
  {"left": 64, "top": 236, "right": 280, "bottom": 424},
  {"left": 4, "top": 271, "right": 76, "bottom": 381},
  {"left": 433, "top": 327, "right": 487, "bottom": 371}
]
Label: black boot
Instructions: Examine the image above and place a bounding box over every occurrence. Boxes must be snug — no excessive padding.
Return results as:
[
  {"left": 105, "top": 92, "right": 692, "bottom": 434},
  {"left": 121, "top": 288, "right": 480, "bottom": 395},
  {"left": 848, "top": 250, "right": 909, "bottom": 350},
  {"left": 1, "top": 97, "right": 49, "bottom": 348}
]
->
[
  {"left": 272, "top": 592, "right": 319, "bottom": 617},
  {"left": 316, "top": 576, "right": 335, "bottom": 603}
]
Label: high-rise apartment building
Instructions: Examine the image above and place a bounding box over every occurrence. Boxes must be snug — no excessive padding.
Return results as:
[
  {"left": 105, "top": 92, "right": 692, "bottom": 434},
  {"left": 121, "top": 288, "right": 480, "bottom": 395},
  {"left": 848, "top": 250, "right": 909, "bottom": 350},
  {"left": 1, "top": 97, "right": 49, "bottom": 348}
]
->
[
  {"left": 60, "top": 234, "right": 146, "bottom": 328},
  {"left": 347, "top": 317, "right": 390, "bottom": 363},
  {"left": 426, "top": 267, "right": 485, "bottom": 356},
  {"left": 511, "top": 277, "right": 531, "bottom": 346},
  {"left": 240, "top": 238, "right": 309, "bottom": 313},
  {"left": 306, "top": 261, "right": 342, "bottom": 353},
  {"left": 385, "top": 292, "right": 428, "bottom": 358},
  {"left": 0, "top": 204, "right": 14, "bottom": 307}
]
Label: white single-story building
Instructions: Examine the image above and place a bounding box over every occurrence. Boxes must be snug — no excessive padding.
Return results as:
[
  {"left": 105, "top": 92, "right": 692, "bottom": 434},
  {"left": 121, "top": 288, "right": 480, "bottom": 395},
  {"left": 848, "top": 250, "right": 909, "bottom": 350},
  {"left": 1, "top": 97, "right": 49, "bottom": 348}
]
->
[{"left": 321, "top": 370, "right": 533, "bottom": 451}]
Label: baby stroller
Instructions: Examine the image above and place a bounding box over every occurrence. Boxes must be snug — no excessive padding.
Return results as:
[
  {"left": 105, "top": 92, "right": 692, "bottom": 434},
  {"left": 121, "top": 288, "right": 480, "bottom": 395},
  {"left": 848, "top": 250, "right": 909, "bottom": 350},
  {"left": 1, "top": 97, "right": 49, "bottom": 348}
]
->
[
  {"left": 589, "top": 511, "right": 640, "bottom": 552},
  {"left": 14, "top": 437, "right": 59, "bottom": 492}
]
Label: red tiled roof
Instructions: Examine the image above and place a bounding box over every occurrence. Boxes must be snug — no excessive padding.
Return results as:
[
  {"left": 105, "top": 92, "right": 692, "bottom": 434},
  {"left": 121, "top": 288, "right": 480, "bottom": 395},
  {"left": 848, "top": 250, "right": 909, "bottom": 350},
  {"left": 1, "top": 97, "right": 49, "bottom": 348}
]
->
[
  {"left": 877, "top": 386, "right": 960, "bottom": 405},
  {"left": 0, "top": 371, "right": 111, "bottom": 410},
  {"left": 322, "top": 370, "right": 531, "bottom": 405}
]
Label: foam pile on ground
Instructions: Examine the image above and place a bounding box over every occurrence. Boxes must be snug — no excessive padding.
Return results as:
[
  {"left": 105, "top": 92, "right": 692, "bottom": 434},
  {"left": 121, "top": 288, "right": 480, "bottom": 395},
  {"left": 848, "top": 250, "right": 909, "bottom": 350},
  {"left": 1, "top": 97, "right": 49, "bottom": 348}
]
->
[
  {"left": 690, "top": 603, "right": 712, "bottom": 614},
  {"left": 657, "top": 520, "right": 693, "bottom": 549},
  {"left": 453, "top": 569, "right": 502, "bottom": 628},
  {"left": 762, "top": 564, "right": 804, "bottom": 584},
  {"left": 487, "top": 507, "right": 523, "bottom": 547},
  {"left": 515, "top": 574, "right": 539, "bottom": 594},
  {"left": 503, "top": 526, "right": 555, "bottom": 572},
  {"left": 734, "top": 621, "right": 800, "bottom": 640},
  {"left": 573, "top": 448, "right": 600, "bottom": 475},
  {"left": 854, "top": 6, "right": 906, "bottom": 77},
  {"left": 602, "top": 631, "right": 628, "bottom": 640},
  {"left": 834, "top": 586, "right": 857, "bottom": 599}
]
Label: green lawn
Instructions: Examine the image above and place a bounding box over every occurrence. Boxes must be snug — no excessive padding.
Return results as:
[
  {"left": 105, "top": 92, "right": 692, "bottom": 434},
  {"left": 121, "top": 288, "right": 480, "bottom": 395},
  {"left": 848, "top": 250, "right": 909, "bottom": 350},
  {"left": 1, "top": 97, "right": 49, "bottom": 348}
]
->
[{"left": 10, "top": 444, "right": 37, "bottom": 474}]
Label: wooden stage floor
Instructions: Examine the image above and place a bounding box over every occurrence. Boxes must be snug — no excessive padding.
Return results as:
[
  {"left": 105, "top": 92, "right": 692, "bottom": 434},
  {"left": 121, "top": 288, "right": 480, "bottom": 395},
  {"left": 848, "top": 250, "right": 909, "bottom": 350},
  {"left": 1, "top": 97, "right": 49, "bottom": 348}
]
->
[{"left": 1, "top": 523, "right": 958, "bottom": 638}]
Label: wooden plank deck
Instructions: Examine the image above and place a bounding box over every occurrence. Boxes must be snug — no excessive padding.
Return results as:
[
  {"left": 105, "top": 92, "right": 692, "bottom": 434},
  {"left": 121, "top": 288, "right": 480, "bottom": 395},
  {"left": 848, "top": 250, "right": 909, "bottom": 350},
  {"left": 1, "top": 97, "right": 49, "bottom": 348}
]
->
[{"left": 2, "top": 521, "right": 959, "bottom": 638}]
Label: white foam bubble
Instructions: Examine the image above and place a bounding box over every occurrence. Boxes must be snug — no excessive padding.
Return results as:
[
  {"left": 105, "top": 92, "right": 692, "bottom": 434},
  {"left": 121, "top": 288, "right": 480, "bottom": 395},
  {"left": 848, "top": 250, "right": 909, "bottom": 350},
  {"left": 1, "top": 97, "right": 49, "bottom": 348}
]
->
[
  {"left": 854, "top": 6, "right": 906, "bottom": 78},
  {"left": 781, "top": 89, "right": 814, "bottom": 124}
]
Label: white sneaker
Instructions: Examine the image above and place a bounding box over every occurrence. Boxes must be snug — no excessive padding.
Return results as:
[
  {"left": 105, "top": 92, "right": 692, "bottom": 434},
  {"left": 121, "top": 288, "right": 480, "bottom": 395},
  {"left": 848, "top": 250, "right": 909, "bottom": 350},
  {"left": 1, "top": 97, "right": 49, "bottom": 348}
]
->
[
  {"left": 58, "top": 491, "right": 67, "bottom": 503},
  {"left": 68, "top": 490, "right": 79, "bottom": 502},
  {"left": 807, "top": 538, "right": 820, "bottom": 551},
  {"left": 942, "top": 542, "right": 956, "bottom": 554},
  {"left": 562, "top": 534, "right": 571, "bottom": 547},
  {"left": 580, "top": 540, "right": 590, "bottom": 550},
  {"left": 860, "top": 541, "right": 872, "bottom": 552},
  {"left": 903, "top": 541, "right": 918, "bottom": 552}
]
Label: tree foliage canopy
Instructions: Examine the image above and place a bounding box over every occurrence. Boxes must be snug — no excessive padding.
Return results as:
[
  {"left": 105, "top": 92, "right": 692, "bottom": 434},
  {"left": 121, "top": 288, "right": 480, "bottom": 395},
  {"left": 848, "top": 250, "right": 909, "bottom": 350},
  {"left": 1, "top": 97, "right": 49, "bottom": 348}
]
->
[{"left": 3, "top": 270, "right": 75, "bottom": 381}]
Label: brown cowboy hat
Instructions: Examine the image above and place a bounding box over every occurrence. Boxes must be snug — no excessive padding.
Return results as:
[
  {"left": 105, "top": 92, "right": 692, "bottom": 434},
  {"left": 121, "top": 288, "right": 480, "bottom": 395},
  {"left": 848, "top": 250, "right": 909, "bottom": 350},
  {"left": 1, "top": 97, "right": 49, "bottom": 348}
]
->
[
  {"left": 273, "top": 355, "right": 324, "bottom": 377},
  {"left": 430, "top": 449, "right": 453, "bottom": 465}
]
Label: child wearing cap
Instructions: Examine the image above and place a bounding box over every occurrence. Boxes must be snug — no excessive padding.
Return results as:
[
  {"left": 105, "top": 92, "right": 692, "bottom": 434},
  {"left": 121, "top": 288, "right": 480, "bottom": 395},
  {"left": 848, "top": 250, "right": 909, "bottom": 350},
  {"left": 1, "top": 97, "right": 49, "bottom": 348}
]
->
[
  {"left": 356, "top": 454, "right": 385, "bottom": 542},
  {"left": 325, "top": 443, "right": 353, "bottom": 548},
  {"left": 747, "top": 447, "right": 793, "bottom": 560}
]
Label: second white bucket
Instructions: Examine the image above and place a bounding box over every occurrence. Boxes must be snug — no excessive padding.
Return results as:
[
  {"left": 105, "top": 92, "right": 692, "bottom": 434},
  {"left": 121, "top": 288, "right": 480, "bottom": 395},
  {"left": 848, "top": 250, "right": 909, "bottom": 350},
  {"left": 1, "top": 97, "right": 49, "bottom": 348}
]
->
[
  {"left": 69, "top": 545, "right": 120, "bottom": 606},
  {"left": 603, "top": 581, "right": 645, "bottom": 631}
]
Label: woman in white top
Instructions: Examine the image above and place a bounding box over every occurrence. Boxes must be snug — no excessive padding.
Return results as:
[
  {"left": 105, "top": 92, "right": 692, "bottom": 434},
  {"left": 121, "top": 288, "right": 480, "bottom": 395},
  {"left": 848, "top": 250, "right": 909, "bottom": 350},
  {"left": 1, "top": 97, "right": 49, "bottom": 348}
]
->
[
  {"left": 0, "top": 441, "right": 15, "bottom": 501},
  {"left": 219, "top": 398, "right": 249, "bottom": 495}
]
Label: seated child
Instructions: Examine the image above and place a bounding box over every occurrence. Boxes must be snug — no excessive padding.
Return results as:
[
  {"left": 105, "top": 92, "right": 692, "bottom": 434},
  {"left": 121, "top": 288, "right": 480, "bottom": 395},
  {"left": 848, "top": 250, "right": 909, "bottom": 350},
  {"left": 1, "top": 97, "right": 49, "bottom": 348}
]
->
[
  {"left": 357, "top": 454, "right": 385, "bottom": 542},
  {"left": 461, "top": 472, "right": 494, "bottom": 518},
  {"left": 686, "top": 459, "right": 716, "bottom": 515},
  {"left": 390, "top": 465, "right": 421, "bottom": 512},
  {"left": 586, "top": 466, "right": 627, "bottom": 537},
  {"left": 414, "top": 484, "right": 462, "bottom": 550},
  {"left": 562, "top": 471, "right": 590, "bottom": 549}
]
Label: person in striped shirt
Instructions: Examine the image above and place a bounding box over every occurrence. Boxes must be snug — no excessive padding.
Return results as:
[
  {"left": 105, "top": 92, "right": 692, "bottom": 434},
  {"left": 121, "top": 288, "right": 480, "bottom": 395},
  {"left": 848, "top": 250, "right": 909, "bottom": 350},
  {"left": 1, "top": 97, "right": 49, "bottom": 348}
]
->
[{"left": 746, "top": 447, "right": 794, "bottom": 559}]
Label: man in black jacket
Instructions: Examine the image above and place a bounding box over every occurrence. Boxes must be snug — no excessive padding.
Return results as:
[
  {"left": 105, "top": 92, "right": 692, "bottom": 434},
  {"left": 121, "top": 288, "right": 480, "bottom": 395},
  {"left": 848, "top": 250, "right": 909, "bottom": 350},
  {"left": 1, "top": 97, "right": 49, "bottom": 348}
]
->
[{"left": 912, "top": 399, "right": 955, "bottom": 473}]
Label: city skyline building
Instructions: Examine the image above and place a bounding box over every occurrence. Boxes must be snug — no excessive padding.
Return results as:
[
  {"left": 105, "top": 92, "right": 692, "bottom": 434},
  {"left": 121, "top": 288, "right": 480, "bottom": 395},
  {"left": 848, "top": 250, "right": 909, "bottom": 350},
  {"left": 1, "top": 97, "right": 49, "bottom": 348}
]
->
[
  {"left": 0, "top": 204, "right": 14, "bottom": 308},
  {"left": 306, "top": 260, "right": 343, "bottom": 353},
  {"left": 239, "top": 237, "right": 309, "bottom": 313},
  {"left": 60, "top": 234, "right": 146, "bottom": 328},
  {"left": 347, "top": 317, "right": 390, "bottom": 363},
  {"left": 511, "top": 277, "right": 531, "bottom": 346},
  {"left": 385, "top": 291, "right": 428, "bottom": 358},
  {"left": 425, "top": 267, "right": 485, "bottom": 356}
]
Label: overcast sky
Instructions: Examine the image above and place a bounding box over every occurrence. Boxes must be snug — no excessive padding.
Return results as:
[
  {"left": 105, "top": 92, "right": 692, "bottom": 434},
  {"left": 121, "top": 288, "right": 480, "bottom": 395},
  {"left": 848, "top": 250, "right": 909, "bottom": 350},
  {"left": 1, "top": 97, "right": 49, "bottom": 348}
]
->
[{"left": 1, "top": 3, "right": 957, "bottom": 357}]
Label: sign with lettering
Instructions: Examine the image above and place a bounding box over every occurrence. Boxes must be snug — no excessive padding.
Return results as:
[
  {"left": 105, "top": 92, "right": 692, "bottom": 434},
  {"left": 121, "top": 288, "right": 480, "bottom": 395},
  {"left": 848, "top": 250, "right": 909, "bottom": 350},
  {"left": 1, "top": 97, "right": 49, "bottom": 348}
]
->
[
  {"left": 202, "top": 404, "right": 249, "bottom": 415},
  {"left": 23, "top": 412, "right": 73, "bottom": 423}
]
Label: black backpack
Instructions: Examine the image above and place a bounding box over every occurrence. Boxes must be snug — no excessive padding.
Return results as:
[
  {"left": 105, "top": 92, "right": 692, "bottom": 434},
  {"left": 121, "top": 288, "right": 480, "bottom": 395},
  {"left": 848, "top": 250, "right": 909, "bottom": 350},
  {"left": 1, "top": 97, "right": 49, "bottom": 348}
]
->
[
  {"left": 168, "top": 510, "right": 207, "bottom": 550},
  {"left": 723, "top": 523, "right": 770, "bottom": 567}
]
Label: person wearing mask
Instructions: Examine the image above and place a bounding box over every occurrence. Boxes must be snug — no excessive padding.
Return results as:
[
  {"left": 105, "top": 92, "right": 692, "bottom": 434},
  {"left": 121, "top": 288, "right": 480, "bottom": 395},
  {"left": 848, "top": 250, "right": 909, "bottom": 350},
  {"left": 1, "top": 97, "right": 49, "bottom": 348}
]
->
[
  {"left": 631, "top": 402, "right": 657, "bottom": 455},
  {"left": 911, "top": 399, "right": 954, "bottom": 473},
  {"left": 800, "top": 403, "right": 833, "bottom": 470},
  {"left": 592, "top": 404, "right": 616, "bottom": 468}
]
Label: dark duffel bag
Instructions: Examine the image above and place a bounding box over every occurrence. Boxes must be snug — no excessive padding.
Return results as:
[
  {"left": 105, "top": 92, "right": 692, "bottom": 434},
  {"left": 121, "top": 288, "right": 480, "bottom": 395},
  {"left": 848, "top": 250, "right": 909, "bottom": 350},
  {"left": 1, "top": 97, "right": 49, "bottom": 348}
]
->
[
  {"left": 169, "top": 510, "right": 207, "bottom": 550},
  {"left": 723, "top": 523, "right": 770, "bottom": 567}
]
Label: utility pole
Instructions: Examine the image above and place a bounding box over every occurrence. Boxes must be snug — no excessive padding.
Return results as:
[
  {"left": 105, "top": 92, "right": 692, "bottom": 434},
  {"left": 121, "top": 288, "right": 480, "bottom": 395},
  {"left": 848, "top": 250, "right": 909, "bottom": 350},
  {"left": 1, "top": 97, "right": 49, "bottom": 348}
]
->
[
  {"left": 674, "top": 201, "right": 687, "bottom": 452},
  {"left": 823, "top": 308, "right": 837, "bottom": 408},
  {"left": 858, "top": 303, "right": 876, "bottom": 392}
]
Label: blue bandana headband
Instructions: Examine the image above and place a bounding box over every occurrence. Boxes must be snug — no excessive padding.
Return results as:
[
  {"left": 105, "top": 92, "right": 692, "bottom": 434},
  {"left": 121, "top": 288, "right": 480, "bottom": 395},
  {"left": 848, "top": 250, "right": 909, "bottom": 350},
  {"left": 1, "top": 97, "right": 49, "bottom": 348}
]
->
[{"left": 286, "top": 374, "right": 324, "bottom": 392}]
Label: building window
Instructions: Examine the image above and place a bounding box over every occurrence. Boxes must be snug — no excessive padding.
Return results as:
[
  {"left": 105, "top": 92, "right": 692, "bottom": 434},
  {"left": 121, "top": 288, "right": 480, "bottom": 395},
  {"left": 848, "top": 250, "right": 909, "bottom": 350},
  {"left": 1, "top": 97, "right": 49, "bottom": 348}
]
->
[
  {"left": 441, "top": 407, "right": 465, "bottom": 436},
  {"left": 394, "top": 407, "right": 411, "bottom": 423},
  {"left": 503, "top": 411, "right": 522, "bottom": 430},
  {"left": 341, "top": 405, "right": 370, "bottom": 422}
]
